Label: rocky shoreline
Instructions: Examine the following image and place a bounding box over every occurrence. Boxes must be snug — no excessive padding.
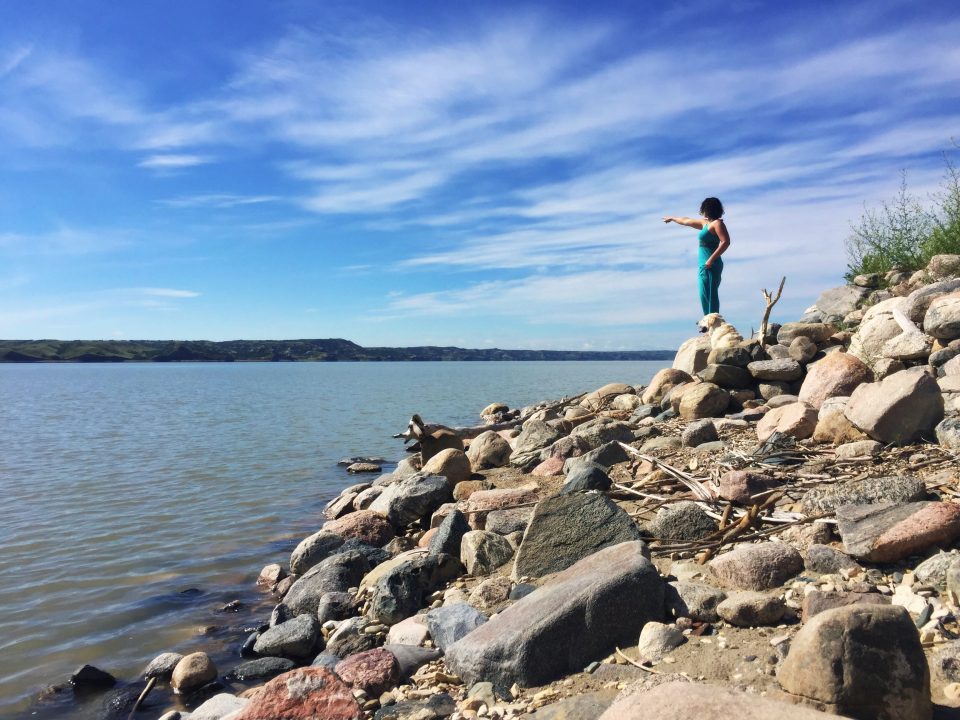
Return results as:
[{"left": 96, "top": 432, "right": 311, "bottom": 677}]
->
[{"left": 49, "top": 254, "right": 960, "bottom": 719}]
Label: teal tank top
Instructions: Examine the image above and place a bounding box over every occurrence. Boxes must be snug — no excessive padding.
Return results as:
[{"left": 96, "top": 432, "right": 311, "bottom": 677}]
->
[{"left": 698, "top": 223, "right": 721, "bottom": 268}]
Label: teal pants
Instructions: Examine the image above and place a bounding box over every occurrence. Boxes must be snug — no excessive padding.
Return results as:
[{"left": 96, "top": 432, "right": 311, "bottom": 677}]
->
[{"left": 698, "top": 258, "right": 722, "bottom": 315}]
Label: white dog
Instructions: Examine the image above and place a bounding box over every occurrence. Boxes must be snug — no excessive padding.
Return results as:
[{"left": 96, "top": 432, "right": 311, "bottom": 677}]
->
[{"left": 697, "top": 313, "right": 744, "bottom": 350}]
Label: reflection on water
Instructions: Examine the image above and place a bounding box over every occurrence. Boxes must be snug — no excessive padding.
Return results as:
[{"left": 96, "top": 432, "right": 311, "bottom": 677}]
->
[{"left": 0, "top": 360, "right": 666, "bottom": 716}]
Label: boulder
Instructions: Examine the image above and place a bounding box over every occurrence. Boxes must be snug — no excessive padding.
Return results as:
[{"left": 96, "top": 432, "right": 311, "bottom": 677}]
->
[
  {"left": 427, "top": 508, "right": 470, "bottom": 558},
  {"left": 171, "top": 652, "right": 217, "bottom": 695},
  {"left": 598, "top": 681, "right": 847, "bottom": 720},
  {"left": 452, "top": 479, "right": 493, "bottom": 502},
  {"left": 800, "top": 590, "right": 889, "bottom": 622},
  {"left": 678, "top": 382, "right": 729, "bottom": 419},
  {"left": 466, "top": 431, "right": 512, "bottom": 470},
  {"left": 844, "top": 366, "right": 944, "bottom": 444},
  {"left": 882, "top": 330, "right": 933, "bottom": 361},
  {"left": 836, "top": 501, "right": 960, "bottom": 562},
  {"left": 925, "top": 290, "right": 960, "bottom": 340},
  {"left": 813, "top": 396, "right": 868, "bottom": 445},
  {"left": 581, "top": 382, "right": 635, "bottom": 410},
  {"left": 569, "top": 417, "right": 635, "bottom": 448},
  {"left": 325, "top": 616, "right": 377, "bottom": 658},
  {"left": 372, "top": 693, "right": 454, "bottom": 719},
  {"left": 353, "top": 486, "right": 383, "bottom": 510},
  {"left": 716, "top": 591, "right": 786, "bottom": 627},
  {"left": 747, "top": 359, "right": 803, "bottom": 382},
  {"left": 717, "top": 470, "right": 779, "bottom": 505},
  {"left": 643, "top": 368, "right": 695, "bottom": 404},
  {"left": 665, "top": 582, "right": 726, "bottom": 622},
  {"left": 937, "top": 416, "right": 960, "bottom": 448},
  {"left": 468, "top": 576, "right": 513, "bottom": 610},
  {"left": 231, "top": 667, "right": 361, "bottom": 720},
  {"left": 510, "top": 420, "right": 564, "bottom": 471},
  {"left": 756, "top": 402, "right": 817, "bottom": 442},
  {"left": 445, "top": 541, "right": 664, "bottom": 688},
  {"left": 143, "top": 652, "right": 183, "bottom": 680},
  {"left": 928, "top": 254, "right": 960, "bottom": 278},
  {"left": 512, "top": 493, "right": 643, "bottom": 579},
  {"left": 368, "top": 473, "right": 452, "bottom": 527},
  {"left": 636, "top": 621, "right": 685, "bottom": 661},
  {"left": 849, "top": 297, "right": 912, "bottom": 367},
  {"left": 834, "top": 439, "right": 882, "bottom": 459},
  {"left": 462, "top": 485, "right": 539, "bottom": 528},
  {"left": 421, "top": 448, "right": 472, "bottom": 484},
  {"left": 907, "top": 278, "right": 960, "bottom": 323},
  {"left": 778, "top": 604, "right": 931, "bottom": 719},
  {"left": 801, "top": 475, "right": 926, "bottom": 514},
  {"left": 777, "top": 322, "right": 838, "bottom": 345},
  {"left": 367, "top": 553, "right": 462, "bottom": 625},
  {"left": 680, "top": 419, "right": 718, "bottom": 447},
  {"left": 325, "top": 492, "right": 359, "bottom": 520},
  {"left": 709, "top": 542, "right": 803, "bottom": 591},
  {"left": 189, "top": 694, "right": 249, "bottom": 719},
  {"left": 789, "top": 336, "right": 818, "bottom": 364},
  {"left": 317, "top": 592, "right": 357, "bottom": 625},
  {"left": 460, "top": 530, "right": 514, "bottom": 575},
  {"left": 698, "top": 363, "right": 752, "bottom": 389},
  {"left": 226, "top": 657, "right": 296, "bottom": 682},
  {"left": 815, "top": 285, "right": 870, "bottom": 318},
  {"left": 425, "top": 603, "right": 488, "bottom": 652},
  {"left": 560, "top": 462, "right": 612, "bottom": 493},
  {"left": 386, "top": 614, "right": 430, "bottom": 646},
  {"left": 647, "top": 501, "right": 716, "bottom": 541},
  {"left": 334, "top": 648, "right": 399, "bottom": 697},
  {"left": 253, "top": 614, "right": 319, "bottom": 659},
  {"left": 672, "top": 335, "right": 711, "bottom": 375},
  {"left": 803, "top": 544, "right": 858, "bottom": 575},
  {"left": 284, "top": 550, "right": 371, "bottom": 616},
  {"left": 289, "top": 532, "right": 346, "bottom": 575},
  {"left": 484, "top": 506, "right": 534, "bottom": 534},
  {"left": 798, "top": 352, "right": 873, "bottom": 410}
]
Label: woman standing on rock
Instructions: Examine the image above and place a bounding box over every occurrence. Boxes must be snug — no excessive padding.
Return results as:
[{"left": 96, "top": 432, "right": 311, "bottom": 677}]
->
[{"left": 663, "top": 197, "right": 730, "bottom": 315}]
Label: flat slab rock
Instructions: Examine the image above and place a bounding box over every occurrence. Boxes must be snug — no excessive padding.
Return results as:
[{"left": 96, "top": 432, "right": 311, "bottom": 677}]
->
[
  {"left": 597, "top": 681, "right": 848, "bottom": 719},
  {"left": 836, "top": 501, "right": 960, "bottom": 562},
  {"left": 511, "top": 492, "right": 642, "bottom": 579},
  {"left": 444, "top": 541, "right": 664, "bottom": 688}
]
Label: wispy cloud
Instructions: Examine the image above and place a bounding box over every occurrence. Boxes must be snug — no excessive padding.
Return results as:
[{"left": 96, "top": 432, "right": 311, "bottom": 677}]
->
[
  {"left": 138, "top": 153, "right": 214, "bottom": 169},
  {"left": 137, "top": 288, "right": 201, "bottom": 298},
  {"left": 158, "top": 194, "right": 279, "bottom": 208}
]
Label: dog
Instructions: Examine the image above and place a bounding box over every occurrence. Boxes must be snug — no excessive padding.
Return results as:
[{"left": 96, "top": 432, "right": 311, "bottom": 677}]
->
[{"left": 697, "top": 313, "right": 744, "bottom": 350}]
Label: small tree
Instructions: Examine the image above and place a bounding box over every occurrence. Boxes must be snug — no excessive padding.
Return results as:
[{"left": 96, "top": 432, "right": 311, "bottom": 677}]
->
[
  {"left": 845, "top": 171, "right": 932, "bottom": 279},
  {"left": 922, "top": 146, "right": 960, "bottom": 260}
]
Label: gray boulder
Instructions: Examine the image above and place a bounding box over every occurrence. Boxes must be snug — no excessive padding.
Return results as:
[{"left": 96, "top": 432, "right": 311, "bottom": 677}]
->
[
  {"left": 569, "top": 417, "right": 635, "bottom": 449},
  {"left": 425, "top": 603, "right": 488, "bottom": 652},
  {"left": 647, "top": 501, "right": 716, "bottom": 541},
  {"left": 512, "top": 493, "right": 642, "bottom": 579},
  {"left": 747, "top": 359, "right": 803, "bottom": 382},
  {"left": 367, "top": 553, "right": 462, "bottom": 625},
  {"left": 709, "top": 542, "right": 803, "bottom": 591},
  {"left": 253, "top": 614, "right": 319, "bottom": 659},
  {"left": 283, "top": 550, "right": 370, "bottom": 616},
  {"left": 427, "top": 508, "right": 470, "bottom": 558},
  {"left": 510, "top": 420, "right": 564, "bottom": 470},
  {"left": 289, "top": 531, "right": 345, "bottom": 576},
  {"left": 680, "top": 419, "right": 718, "bottom": 447},
  {"left": 369, "top": 472, "right": 452, "bottom": 527},
  {"left": 801, "top": 474, "right": 925, "bottom": 514},
  {"left": 666, "top": 581, "right": 726, "bottom": 622},
  {"left": 445, "top": 541, "right": 664, "bottom": 688},
  {"left": 815, "top": 285, "right": 869, "bottom": 318},
  {"left": 461, "top": 530, "right": 514, "bottom": 575},
  {"left": 560, "top": 462, "right": 611, "bottom": 493},
  {"left": 226, "top": 657, "right": 295, "bottom": 682}
]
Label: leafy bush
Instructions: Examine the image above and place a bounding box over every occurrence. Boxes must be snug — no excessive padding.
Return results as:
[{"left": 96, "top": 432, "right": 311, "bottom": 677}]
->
[
  {"left": 845, "top": 173, "right": 931, "bottom": 279},
  {"left": 845, "top": 146, "right": 960, "bottom": 280},
  {"left": 922, "top": 151, "right": 960, "bottom": 259}
]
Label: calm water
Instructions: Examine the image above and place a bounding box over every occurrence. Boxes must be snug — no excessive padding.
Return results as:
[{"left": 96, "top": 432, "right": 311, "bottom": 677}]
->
[{"left": 0, "top": 361, "right": 667, "bottom": 716}]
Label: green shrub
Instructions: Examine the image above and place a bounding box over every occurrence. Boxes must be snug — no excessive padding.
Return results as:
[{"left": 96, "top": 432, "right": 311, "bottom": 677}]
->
[
  {"left": 844, "top": 172, "right": 931, "bottom": 279},
  {"left": 922, "top": 150, "right": 960, "bottom": 259}
]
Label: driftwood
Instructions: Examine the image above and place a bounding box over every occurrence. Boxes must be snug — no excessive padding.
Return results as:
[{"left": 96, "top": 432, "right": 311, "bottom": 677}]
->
[{"left": 758, "top": 276, "right": 786, "bottom": 347}]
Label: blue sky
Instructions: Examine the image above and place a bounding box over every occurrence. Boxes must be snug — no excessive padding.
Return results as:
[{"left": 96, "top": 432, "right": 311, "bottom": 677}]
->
[{"left": 1, "top": 0, "right": 958, "bottom": 349}]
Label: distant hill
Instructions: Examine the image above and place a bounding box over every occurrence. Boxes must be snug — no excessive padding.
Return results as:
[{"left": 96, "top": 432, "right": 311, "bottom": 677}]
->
[{"left": 0, "top": 339, "right": 674, "bottom": 363}]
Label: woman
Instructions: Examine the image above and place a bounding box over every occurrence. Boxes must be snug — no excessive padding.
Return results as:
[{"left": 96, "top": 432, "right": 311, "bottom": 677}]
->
[{"left": 663, "top": 197, "right": 730, "bottom": 315}]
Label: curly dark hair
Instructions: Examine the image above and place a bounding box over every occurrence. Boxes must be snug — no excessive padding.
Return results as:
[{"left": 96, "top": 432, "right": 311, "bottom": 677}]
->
[{"left": 700, "top": 197, "right": 724, "bottom": 220}]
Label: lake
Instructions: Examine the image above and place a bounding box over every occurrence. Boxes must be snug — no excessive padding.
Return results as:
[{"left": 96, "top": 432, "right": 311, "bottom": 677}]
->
[{"left": 0, "top": 360, "right": 668, "bottom": 717}]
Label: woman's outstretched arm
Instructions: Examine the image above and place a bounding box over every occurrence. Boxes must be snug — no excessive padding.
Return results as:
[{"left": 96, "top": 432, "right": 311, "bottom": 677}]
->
[{"left": 663, "top": 216, "right": 706, "bottom": 229}]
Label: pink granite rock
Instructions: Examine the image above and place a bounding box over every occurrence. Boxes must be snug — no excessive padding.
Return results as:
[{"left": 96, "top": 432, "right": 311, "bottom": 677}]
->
[
  {"left": 323, "top": 509, "right": 394, "bottom": 547},
  {"left": 334, "top": 648, "right": 399, "bottom": 697},
  {"left": 232, "top": 667, "right": 360, "bottom": 720}
]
